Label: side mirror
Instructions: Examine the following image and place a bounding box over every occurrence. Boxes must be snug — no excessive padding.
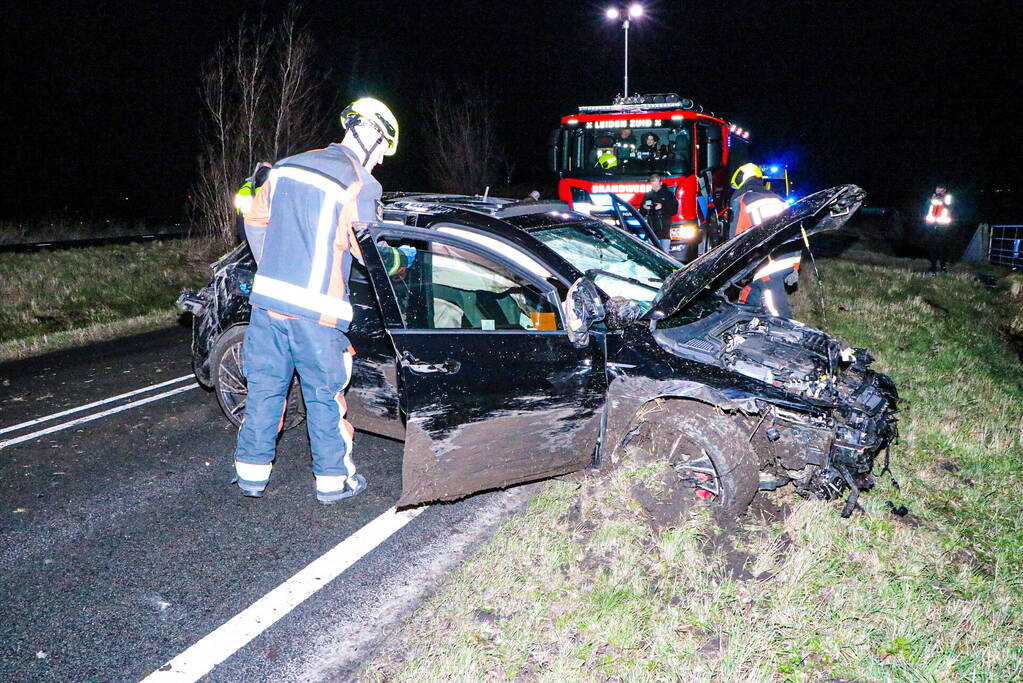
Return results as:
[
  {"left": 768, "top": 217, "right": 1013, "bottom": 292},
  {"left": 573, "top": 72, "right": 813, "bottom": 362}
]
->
[{"left": 564, "top": 277, "right": 605, "bottom": 346}]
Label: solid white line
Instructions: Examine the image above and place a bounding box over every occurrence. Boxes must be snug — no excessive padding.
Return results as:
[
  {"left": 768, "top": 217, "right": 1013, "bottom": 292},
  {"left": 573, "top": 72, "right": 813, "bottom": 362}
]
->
[
  {"left": 142, "top": 506, "right": 425, "bottom": 682},
  {"left": 0, "top": 383, "right": 198, "bottom": 450},
  {"left": 0, "top": 373, "right": 195, "bottom": 436}
]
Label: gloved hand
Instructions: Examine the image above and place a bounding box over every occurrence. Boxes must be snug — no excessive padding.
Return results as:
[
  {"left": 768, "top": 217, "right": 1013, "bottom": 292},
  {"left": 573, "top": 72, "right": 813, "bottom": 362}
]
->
[{"left": 397, "top": 245, "right": 416, "bottom": 268}]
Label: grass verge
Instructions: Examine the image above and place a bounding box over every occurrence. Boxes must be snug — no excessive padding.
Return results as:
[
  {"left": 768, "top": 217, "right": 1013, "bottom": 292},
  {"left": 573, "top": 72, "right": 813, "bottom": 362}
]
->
[
  {"left": 367, "top": 259, "right": 1023, "bottom": 681},
  {"left": 0, "top": 238, "right": 225, "bottom": 362}
]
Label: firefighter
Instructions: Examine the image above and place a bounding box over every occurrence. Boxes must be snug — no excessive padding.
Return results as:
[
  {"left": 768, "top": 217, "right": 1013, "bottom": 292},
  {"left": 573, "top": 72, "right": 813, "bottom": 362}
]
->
[
  {"left": 233, "top": 162, "right": 272, "bottom": 244},
  {"left": 728, "top": 163, "right": 798, "bottom": 318},
  {"left": 234, "top": 97, "right": 399, "bottom": 504},
  {"left": 924, "top": 185, "right": 954, "bottom": 273},
  {"left": 641, "top": 173, "right": 678, "bottom": 253}
]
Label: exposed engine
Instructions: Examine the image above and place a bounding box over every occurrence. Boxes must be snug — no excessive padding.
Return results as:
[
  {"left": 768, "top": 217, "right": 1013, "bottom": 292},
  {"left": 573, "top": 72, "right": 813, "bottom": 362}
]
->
[{"left": 655, "top": 307, "right": 898, "bottom": 514}]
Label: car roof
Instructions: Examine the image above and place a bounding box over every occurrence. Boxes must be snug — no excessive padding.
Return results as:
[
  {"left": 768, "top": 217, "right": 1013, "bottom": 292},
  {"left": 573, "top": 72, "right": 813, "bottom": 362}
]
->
[{"left": 379, "top": 193, "right": 591, "bottom": 286}]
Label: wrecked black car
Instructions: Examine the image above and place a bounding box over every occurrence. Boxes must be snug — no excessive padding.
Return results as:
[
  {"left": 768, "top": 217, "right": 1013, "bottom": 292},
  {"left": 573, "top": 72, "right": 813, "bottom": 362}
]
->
[{"left": 177, "top": 184, "right": 896, "bottom": 517}]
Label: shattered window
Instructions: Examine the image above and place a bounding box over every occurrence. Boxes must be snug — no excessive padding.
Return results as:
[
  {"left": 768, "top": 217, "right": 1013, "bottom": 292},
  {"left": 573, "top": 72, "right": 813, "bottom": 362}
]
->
[
  {"left": 533, "top": 221, "right": 677, "bottom": 311},
  {"left": 377, "top": 239, "right": 560, "bottom": 331}
]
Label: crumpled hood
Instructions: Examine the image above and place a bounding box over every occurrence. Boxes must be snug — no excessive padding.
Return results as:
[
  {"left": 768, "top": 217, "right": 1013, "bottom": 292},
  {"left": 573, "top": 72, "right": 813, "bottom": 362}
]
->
[{"left": 647, "top": 184, "right": 865, "bottom": 320}]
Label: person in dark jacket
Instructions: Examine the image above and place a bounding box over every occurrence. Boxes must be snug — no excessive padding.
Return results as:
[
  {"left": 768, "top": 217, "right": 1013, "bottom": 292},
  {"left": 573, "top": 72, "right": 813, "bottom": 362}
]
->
[{"left": 641, "top": 173, "right": 679, "bottom": 252}]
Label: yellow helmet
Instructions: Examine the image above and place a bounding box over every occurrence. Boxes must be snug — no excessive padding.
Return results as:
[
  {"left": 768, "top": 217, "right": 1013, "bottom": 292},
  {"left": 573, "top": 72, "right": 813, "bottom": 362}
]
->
[
  {"left": 340, "top": 97, "right": 399, "bottom": 156},
  {"left": 730, "top": 162, "right": 764, "bottom": 190},
  {"left": 597, "top": 151, "right": 618, "bottom": 170}
]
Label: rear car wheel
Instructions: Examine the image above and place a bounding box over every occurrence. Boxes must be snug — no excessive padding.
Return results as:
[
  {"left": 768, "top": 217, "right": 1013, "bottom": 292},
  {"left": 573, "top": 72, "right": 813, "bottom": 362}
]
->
[
  {"left": 644, "top": 401, "right": 760, "bottom": 518},
  {"left": 210, "top": 324, "right": 306, "bottom": 430}
]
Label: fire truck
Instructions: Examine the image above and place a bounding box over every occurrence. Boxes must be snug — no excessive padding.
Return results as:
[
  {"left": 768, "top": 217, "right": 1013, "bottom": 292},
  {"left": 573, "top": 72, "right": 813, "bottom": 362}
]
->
[{"left": 549, "top": 93, "right": 749, "bottom": 261}]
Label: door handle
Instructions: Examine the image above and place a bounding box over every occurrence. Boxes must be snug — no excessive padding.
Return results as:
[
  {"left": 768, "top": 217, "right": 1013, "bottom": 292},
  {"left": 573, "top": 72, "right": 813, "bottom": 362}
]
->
[{"left": 400, "top": 351, "right": 461, "bottom": 375}]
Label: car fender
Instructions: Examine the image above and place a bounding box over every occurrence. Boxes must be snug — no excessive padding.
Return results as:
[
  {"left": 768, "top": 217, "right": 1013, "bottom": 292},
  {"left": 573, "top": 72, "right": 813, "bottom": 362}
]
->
[{"left": 599, "top": 370, "right": 823, "bottom": 471}]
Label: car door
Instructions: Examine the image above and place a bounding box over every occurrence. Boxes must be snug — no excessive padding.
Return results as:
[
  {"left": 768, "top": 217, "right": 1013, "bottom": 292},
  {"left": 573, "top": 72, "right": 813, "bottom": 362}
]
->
[
  {"left": 356, "top": 223, "right": 607, "bottom": 507},
  {"left": 344, "top": 260, "right": 403, "bottom": 440}
]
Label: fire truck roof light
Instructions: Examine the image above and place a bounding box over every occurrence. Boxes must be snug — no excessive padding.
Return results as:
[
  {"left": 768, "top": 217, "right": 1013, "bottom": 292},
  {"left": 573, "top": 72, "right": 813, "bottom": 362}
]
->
[
  {"left": 566, "top": 118, "right": 579, "bottom": 125},
  {"left": 742, "top": 131, "right": 750, "bottom": 139},
  {"left": 606, "top": 8, "right": 620, "bottom": 19},
  {"left": 628, "top": 4, "right": 644, "bottom": 17},
  {"left": 769, "top": 166, "right": 780, "bottom": 174}
]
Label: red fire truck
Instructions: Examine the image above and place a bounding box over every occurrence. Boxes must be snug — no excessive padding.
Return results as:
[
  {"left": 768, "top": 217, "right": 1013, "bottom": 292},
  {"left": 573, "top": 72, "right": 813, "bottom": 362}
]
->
[{"left": 549, "top": 93, "right": 749, "bottom": 261}]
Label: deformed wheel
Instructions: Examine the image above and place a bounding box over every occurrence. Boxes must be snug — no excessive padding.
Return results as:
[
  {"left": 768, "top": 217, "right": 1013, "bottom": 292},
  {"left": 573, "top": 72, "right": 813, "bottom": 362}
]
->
[
  {"left": 643, "top": 401, "right": 760, "bottom": 518},
  {"left": 209, "top": 324, "right": 306, "bottom": 430}
]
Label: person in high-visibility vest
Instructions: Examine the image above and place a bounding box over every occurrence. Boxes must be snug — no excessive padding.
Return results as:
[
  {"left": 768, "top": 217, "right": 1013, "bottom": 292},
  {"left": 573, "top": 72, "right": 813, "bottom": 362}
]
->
[
  {"left": 234, "top": 97, "right": 400, "bottom": 505},
  {"left": 924, "top": 185, "right": 954, "bottom": 273},
  {"left": 234, "top": 162, "right": 272, "bottom": 244},
  {"left": 728, "top": 163, "right": 799, "bottom": 318}
]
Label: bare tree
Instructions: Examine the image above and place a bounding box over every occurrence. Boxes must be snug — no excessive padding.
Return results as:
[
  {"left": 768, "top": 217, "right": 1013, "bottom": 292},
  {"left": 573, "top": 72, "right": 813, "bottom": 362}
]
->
[
  {"left": 423, "top": 82, "right": 502, "bottom": 195},
  {"left": 193, "top": 4, "right": 328, "bottom": 242}
]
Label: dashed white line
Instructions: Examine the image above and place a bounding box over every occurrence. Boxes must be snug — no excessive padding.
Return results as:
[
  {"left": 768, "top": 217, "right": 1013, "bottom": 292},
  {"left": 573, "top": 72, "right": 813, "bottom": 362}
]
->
[
  {"left": 0, "top": 373, "right": 195, "bottom": 436},
  {"left": 0, "top": 383, "right": 199, "bottom": 450},
  {"left": 142, "top": 506, "right": 426, "bottom": 682}
]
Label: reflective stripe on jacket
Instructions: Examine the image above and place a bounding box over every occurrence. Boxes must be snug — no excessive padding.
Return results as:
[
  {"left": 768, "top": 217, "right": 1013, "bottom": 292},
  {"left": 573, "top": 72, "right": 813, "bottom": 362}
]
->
[{"left": 246, "top": 144, "right": 382, "bottom": 331}]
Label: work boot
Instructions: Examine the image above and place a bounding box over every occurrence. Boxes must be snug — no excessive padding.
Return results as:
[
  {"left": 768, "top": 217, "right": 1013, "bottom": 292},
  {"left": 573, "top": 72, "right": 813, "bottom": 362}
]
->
[
  {"left": 230, "top": 476, "right": 265, "bottom": 498},
  {"left": 317, "top": 474, "right": 367, "bottom": 505}
]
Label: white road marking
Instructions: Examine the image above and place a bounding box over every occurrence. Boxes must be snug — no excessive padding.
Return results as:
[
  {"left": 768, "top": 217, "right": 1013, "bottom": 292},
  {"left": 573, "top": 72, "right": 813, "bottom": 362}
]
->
[
  {"left": 0, "top": 374, "right": 195, "bottom": 436},
  {"left": 142, "top": 506, "right": 426, "bottom": 682},
  {"left": 0, "top": 383, "right": 199, "bottom": 450}
]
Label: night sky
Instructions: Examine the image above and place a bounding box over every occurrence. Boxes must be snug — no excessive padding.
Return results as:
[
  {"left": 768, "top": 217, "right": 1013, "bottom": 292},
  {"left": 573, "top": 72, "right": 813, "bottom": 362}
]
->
[{"left": 2, "top": 0, "right": 1018, "bottom": 221}]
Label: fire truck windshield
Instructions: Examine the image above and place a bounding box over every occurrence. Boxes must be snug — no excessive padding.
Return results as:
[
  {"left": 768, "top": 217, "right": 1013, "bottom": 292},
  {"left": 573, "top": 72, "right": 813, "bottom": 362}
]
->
[{"left": 580, "top": 124, "right": 692, "bottom": 176}]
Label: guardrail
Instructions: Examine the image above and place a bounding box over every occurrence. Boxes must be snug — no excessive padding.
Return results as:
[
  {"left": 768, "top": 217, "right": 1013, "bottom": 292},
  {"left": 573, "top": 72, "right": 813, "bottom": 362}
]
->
[{"left": 0, "top": 232, "right": 191, "bottom": 254}]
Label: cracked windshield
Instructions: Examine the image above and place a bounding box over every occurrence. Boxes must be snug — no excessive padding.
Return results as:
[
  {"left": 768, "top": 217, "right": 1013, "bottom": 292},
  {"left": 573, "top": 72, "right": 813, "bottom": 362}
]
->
[{"left": 533, "top": 220, "right": 678, "bottom": 310}]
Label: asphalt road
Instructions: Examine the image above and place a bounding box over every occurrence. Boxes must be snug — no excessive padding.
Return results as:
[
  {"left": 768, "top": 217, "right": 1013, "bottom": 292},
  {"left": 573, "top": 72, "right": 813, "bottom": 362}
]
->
[{"left": 0, "top": 325, "right": 533, "bottom": 682}]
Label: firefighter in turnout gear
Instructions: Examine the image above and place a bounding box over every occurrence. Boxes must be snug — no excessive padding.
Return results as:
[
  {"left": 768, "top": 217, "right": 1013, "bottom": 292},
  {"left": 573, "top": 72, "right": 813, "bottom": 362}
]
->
[
  {"left": 728, "top": 163, "right": 798, "bottom": 318},
  {"left": 924, "top": 185, "right": 954, "bottom": 273},
  {"left": 234, "top": 97, "right": 400, "bottom": 504}
]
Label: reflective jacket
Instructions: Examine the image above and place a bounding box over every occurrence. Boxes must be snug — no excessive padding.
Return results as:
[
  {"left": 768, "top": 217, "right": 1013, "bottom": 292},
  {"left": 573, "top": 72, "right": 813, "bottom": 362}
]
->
[
  {"left": 244, "top": 144, "right": 382, "bottom": 331},
  {"left": 729, "top": 183, "right": 800, "bottom": 281},
  {"left": 925, "top": 193, "right": 953, "bottom": 225}
]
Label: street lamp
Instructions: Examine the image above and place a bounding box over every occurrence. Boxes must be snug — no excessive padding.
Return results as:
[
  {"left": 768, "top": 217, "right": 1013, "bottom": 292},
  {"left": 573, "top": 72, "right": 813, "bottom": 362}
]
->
[{"left": 606, "top": 4, "right": 644, "bottom": 97}]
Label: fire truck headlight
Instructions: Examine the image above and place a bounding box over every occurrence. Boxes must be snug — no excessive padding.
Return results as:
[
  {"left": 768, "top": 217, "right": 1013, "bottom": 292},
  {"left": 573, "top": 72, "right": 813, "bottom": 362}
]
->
[{"left": 670, "top": 222, "right": 698, "bottom": 241}]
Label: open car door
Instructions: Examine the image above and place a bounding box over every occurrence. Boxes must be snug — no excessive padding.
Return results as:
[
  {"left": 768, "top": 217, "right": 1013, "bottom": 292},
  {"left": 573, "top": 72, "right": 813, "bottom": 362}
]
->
[
  {"left": 356, "top": 223, "right": 607, "bottom": 507},
  {"left": 609, "top": 193, "right": 658, "bottom": 246}
]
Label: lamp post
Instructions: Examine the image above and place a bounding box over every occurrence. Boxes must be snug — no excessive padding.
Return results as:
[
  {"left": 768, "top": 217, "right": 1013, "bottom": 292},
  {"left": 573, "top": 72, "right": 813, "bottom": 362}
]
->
[{"left": 606, "top": 4, "right": 644, "bottom": 98}]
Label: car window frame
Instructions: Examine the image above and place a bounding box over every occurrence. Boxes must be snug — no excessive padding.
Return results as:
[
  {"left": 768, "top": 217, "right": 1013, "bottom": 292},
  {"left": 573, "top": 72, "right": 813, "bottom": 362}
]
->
[{"left": 360, "top": 222, "right": 569, "bottom": 335}]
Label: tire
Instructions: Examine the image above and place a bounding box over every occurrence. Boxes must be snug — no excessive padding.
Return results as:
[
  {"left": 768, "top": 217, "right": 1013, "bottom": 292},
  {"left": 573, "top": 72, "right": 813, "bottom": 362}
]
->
[
  {"left": 209, "top": 324, "right": 306, "bottom": 431},
  {"left": 643, "top": 401, "right": 760, "bottom": 518}
]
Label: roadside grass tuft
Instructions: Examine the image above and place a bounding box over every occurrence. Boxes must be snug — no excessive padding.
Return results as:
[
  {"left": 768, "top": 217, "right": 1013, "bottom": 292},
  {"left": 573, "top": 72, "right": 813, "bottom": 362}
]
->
[
  {"left": 367, "top": 258, "right": 1023, "bottom": 681},
  {"left": 0, "top": 238, "right": 225, "bottom": 361}
]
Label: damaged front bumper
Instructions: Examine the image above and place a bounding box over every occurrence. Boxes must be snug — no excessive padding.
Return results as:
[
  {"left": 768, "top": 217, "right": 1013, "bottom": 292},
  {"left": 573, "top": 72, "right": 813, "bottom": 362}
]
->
[{"left": 753, "top": 367, "right": 898, "bottom": 516}]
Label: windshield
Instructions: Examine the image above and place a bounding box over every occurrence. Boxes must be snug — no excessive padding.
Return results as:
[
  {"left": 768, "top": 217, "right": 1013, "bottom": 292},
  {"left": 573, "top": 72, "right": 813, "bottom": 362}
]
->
[
  {"left": 533, "top": 220, "right": 679, "bottom": 310},
  {"left": 576, "top": 122, "right": 692, "bottom": 176}
]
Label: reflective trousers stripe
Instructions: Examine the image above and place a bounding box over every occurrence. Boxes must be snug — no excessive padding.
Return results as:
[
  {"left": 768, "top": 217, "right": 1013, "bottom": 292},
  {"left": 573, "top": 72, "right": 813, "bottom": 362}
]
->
[
  {"left": 316, "top": 350, "right": 356, "bottom": 495},
  {"left": 251, "top": 275, "right": 354, "bottom": 322},
  {"left": 235, "top": 461, "right": 272, "bottom": 484}
]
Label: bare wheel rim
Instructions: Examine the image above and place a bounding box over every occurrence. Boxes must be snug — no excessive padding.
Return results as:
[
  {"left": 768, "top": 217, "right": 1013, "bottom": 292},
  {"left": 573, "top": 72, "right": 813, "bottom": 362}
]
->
[
  {"left": 218, "top": 342, "right": 247, "bottom": 419},
  {"left": 668, "top": 437, "right": 722, "bottom": 501}
]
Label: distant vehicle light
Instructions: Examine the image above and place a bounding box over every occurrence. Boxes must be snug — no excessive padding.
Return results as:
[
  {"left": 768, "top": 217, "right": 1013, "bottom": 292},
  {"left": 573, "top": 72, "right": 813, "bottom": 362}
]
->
[{"left": 606, "top": 7, "right": 620, "bottom": 19}]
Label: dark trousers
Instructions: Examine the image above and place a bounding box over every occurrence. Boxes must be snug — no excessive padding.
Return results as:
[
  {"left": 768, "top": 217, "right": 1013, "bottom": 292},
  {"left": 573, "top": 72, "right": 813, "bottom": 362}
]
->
[{"left": 234, "top": 308, "right": 357, "bottom": 501}]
